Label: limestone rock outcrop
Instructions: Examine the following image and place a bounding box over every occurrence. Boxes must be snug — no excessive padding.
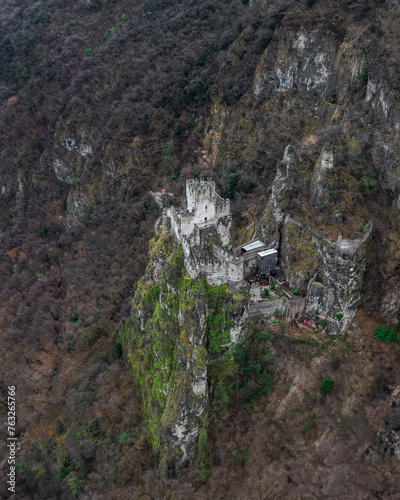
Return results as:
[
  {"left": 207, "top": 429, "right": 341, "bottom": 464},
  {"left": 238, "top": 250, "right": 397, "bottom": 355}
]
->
[
  {"left": 125, "top": 231, "right": 249, "bottom": 473},
  {"left": 259, "top": 146, "right": 372, "bottom": 333}
]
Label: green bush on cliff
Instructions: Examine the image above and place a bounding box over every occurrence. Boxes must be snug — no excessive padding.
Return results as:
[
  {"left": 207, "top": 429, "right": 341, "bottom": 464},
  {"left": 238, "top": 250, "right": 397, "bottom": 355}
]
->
[
  {"left": 197, "top": 468, "right": 210, "bottom": 481},
  {"left": 258, "top": 330, "right": 274, "bottom": 342},
  {"left": 16, "top": 463, "right": 30, "bottom": 479},
  {"left": 114, "top": 342, "right": 123, "bottom": 359},
  {"left": 240, "top": 445, "right": 251, "bottom": 465},
  {"left": 205, "top": 284, "right": 232, "bottom": 355},
  {"left": 232, "top": 445, "right": 251, "bottom": 466},
  {"left": 320, "top": 377, "right": 334, "bottom": 396},
  {"left": 68, "top": 475, "right": 86, "bottom": 497},
  {"left": 374, "top": 327, "right": 397, "bottom": 343},
  {"left": 69, "top": 309, "right": 79, "bottom": 323},
  {"left": 222, "top": 82, "right": 231, "bottom": 105},
  {"left": 232, "top": 340, "right": 246, "bottom": 363},
  {"left": 357, "top": 72, "right": 368, "bottom": 85},
  {"left": 302, "top": 416, "right": 315, "bottom": 434},
  {"left": 162, "top": 140, "right": 173, "bottom": 158},
  {"left": 264, "top": 352, "right": 275, "bottom": 364},
  {"left": 118, "top": 432, "right": 131, "bottom": 445},
  {"left": 258, "top": 370, "right": 275, "bottom": 396},
  {"left": 360, "top": 170, "right": 376, "bottom": 196},
  {"left": 197, "top": 426, "right": 209, "bottom": 464},
  {"left": 331, "top": 356, "right": 341, "bottom": 369},
  {"left": 56, "top": 451, "right": 71, "bottom": 480},
  {"left": 186, "top": 116, "right": 194, "bottom": 128}
]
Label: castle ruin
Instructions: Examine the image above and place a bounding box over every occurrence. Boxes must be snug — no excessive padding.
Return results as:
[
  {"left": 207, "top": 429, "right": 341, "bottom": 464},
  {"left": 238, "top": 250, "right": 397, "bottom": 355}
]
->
[
  {"left": 162, "top": 179, "right": 244, "bottom": 289},
  {"left": 161, "top": 177, "right": 370, "bottom": 334}
]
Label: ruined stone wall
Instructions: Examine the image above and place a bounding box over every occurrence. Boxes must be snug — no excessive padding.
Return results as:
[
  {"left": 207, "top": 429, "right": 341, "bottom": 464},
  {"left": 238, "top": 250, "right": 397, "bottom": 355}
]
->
[
  {"left": 180, "top": 210, "right": 196, "bottom": 237},
  {"left": 185, "top": 179, "right": 230, "bottom": 228},
  {"left": 168, "top": 206, "right": 182, "bottom": 245},
  {"left": 249, "top": 297, "right": 287, "bottom": 320},
  {"left": 227, "top": 257, "right": 244, "bottom": 285},
  {"left": 249, "top": 296, "right": 306, "bottom": 321},
  {"left": 181, "top": 236, "right": 193, "bottom": 269},
  {"left": 197, "top": 258, "right": 228, "bottom": 286},
  {"left": 216, "top": 217, "right": 231, "bottom": 246},
  {"left": 186, "top": 254, "right": 243, "bottom": 289},
  {"left": 162, "top": 180, "right": 244, "bottom": 289}
]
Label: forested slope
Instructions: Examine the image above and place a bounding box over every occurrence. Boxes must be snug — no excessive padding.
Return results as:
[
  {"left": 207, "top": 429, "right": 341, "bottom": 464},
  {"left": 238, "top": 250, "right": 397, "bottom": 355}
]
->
[{"left": 0, "top": 0, "right": 399, "bottom": 498}]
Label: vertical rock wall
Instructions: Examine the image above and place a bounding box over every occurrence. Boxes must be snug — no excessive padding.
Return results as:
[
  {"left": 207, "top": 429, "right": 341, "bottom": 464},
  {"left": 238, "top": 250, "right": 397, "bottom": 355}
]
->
[
  {"left": 125, "top": 231, "right": 249, "bottom": 474},
  {"left": 258, "top": 145, "right": 373, "bottom": 333}
]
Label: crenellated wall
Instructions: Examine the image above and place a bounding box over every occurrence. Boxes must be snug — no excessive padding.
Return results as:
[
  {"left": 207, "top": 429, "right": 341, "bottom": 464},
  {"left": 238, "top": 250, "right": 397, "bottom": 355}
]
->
[
  {"left": 183, "top": 243, "right": 244, "bottom": 288},
  {"left": 185, "top": 179, "right": 230, "bottom": 226}
]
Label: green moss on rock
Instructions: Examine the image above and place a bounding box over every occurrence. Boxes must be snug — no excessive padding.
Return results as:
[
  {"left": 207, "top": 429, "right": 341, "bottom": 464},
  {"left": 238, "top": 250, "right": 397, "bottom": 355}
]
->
[{"left": 124, "top": 231, "right": 249, "bottom": 471}]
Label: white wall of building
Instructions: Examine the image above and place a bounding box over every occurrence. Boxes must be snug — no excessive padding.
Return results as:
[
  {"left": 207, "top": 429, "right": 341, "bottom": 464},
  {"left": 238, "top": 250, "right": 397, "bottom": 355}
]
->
[{"left": 163, "top": 179, "right": 243, "bottom": 288}]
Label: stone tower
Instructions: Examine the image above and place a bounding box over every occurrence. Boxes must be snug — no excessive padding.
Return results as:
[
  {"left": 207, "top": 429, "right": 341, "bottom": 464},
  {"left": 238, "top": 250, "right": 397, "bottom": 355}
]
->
[{"left": 162, "top": 179, "right": 243, "bottom": 289}]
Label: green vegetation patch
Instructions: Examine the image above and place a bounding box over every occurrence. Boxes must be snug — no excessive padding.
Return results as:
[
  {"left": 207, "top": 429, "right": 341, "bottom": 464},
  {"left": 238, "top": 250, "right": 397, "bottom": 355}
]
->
[
  {"left": 357, "top": 72, "right": 368, "bottom": 86},
  {"left": 114, "top": 341, "right": 123, "bottom": 359},
  {"left": 205, "top": 284, "right": 232, "bottom": 355},
  {"left": 197, "top": 425, "right": 209, "bottom": 469},
  {"left": 360, "top": 170, "right": 376, "bottom": 196},
  {"left": 124, "top": 231, "right": 248, "bottom": 459},
  {"left": 320, "top": 377, "right": 334, "bottom": 396},
  {"left": 331, "top": 355, "right": 341, "bottom": 369},
  {"left": 232, "top": 444, "right": 251, "bottom": 466},
  {"left": 374, "top": 327, "right": 398, "bottom": 343},
  {"left": 118, "top": 431, "right": 131, "bottom": 445},
  {"left": 197, "top": 468, "right": 211, "bottom": 481},
  {"left": 231, "top": 326, "right": 276, "bottom": 410},
  {"left": 68, "top": 309, "right": 79, "bottom": 324}
]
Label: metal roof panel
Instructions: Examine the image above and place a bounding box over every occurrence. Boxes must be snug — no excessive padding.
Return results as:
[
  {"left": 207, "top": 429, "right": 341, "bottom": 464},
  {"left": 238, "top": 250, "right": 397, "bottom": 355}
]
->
[
  {"left": 242, "top": 240, "right": 265, "bottom": 252},
  {"left": 258, "top": 248, "right": 278, "bottom": 258}
]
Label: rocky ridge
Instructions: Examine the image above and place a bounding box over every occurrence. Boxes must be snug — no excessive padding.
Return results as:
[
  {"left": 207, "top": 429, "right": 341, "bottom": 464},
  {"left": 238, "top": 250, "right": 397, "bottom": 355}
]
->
[{"left": 125, "top": 231, "right": 249, "bottom": 474}]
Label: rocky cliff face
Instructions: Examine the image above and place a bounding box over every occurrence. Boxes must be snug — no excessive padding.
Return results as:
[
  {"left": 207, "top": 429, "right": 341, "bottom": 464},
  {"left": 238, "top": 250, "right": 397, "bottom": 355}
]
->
[
  {"left": 254, "top": 23, "right": 339, "bottom": 102},
  {"left": 125, "top": 231, "right": 249, "bottom": 473},
  {"left": 202, "top": 1, "right": 400, "bottom": 326},
  {"left": 257, "top": 144, "right": 373, "bottom": 333}
]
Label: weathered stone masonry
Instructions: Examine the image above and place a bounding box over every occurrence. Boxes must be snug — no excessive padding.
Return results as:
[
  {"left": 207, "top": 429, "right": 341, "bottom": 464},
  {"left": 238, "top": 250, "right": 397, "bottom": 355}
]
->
[{"left": 162, "top": 179, "right": 243, "bottom": 289}]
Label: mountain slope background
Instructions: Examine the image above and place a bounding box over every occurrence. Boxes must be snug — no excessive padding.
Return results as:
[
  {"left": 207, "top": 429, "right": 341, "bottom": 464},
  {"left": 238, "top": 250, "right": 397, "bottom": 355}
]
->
[{"left": 0, "top": 0, "right": 399, "bottom": 498}]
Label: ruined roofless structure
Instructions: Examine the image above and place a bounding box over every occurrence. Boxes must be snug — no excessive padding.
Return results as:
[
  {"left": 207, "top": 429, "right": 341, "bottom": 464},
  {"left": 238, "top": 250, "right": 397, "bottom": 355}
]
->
[{"left": 162, "top": 179, "right": 244, "bottom": 289}]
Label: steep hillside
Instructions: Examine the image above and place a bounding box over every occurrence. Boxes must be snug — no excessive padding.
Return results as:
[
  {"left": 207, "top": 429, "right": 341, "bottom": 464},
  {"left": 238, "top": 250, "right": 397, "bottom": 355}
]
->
[{"left": 0, "top": 0, "right": 399, "bottom": 498}]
